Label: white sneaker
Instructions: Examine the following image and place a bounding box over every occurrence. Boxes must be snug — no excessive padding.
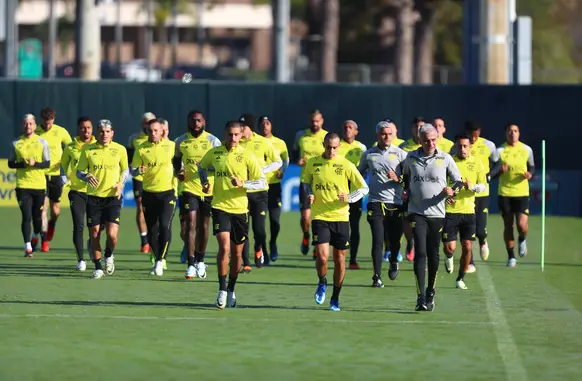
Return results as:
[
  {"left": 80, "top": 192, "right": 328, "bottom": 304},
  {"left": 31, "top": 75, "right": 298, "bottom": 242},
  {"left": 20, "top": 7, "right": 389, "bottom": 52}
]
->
[
  {"left": 445, "top": 256, "right": 454, "bottom": 274},
  {"left": 518, "top": 240, "right": 527, "bottom": 257},
  {"left": 456, "top": 280, "right": 468, "bottom": 290},
  {"left": 227, "top": 291, "right": 237, "bottom": 308},
  {"left": 77, "top": 260, "right": 86, "bottom": 272},
  {"left": 466, "top": 264, "right": 476, "bottom": 273},
  {"left": 154, "top": 260, "right": 164, "bottom": 276},
  {"left": 91, "top": 269, "right": 104, "bottom": 279},
  {"left": 185, "top": 265, "right": 197, "bottom": 279},
  {"left": 105, "top": 257, "right": 115, "bottom": 275},
  {"left": 507, "top": 258, "right": 517, "bottom": 268},
  {"left": 216, "top": 290, "right": 227, "bottom": 310},
  {"left": 195, "top": 262, "right": 207, "bottom": 279},
  {"left": 480, "top": 243, "right": 490, "bottom": 261}
]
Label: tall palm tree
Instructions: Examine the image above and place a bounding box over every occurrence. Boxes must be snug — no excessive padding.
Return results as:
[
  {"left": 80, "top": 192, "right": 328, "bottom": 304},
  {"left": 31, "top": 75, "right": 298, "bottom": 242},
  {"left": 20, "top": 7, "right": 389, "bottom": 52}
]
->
[{"left": 320, "top": 0, "right": 339, "bottom": 82}]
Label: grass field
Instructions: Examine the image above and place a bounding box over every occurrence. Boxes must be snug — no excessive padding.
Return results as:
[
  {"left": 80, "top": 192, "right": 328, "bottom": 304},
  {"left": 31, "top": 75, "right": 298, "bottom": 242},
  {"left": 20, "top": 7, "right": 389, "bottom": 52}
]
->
[{"left": 0, "top": 207, "right": 581, "bottom": 381}]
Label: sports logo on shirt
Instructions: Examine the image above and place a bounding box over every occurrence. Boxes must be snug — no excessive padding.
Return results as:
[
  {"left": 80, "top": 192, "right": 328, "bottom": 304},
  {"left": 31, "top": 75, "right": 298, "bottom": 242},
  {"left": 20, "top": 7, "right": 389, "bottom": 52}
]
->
[{"left": 235, "top": 154, "right": 244, "bottom": 163}]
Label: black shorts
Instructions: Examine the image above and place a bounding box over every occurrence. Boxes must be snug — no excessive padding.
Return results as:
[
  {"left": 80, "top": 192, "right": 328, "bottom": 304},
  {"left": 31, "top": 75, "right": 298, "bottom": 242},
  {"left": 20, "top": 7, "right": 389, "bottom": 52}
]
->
[
  {"left": 212, "top": 208, "right": 248, "bottom": 245},
  {"left": 179, "top": 192, "right": 212, "bottom": 217},
  {"left": 267, "top": 182, "right": 282, "bottom": 210},
  {"left": 132, "top": 179, "right": 143, "bottom": 199},
  {"left": 312, "top": 220, "right": 350, "bottom": 250},
  {"left": 86, "top": 196, "right": 122, "bottom": 227},
  {"left": 498, "top": 196, "right": 529, "bottom": 216},
  {"left": 299, "top": 182, "right": 311, "bottom": 211},
  {"left": 442, "top": 213, "right": 476, "bottom": 242},
  {"left": 45, "top": 175, "right": 63, "bottom": 203}
]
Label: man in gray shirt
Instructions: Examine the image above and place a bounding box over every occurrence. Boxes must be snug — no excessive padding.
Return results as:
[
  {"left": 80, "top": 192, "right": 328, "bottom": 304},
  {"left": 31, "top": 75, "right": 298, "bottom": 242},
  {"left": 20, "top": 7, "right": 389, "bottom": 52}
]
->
[
  {"left": 359, "top": 121, "right": 407, "bottom": 287},
  {"left": 402, "top": 124, "right": 463, "bottom": 312}
]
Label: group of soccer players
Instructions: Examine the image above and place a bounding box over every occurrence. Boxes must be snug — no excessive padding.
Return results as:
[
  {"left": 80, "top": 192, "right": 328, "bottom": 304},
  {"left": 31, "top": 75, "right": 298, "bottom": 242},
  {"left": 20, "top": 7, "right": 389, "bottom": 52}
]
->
[{"left": 9, "top": 107, "right": 534, "bottom": 311}]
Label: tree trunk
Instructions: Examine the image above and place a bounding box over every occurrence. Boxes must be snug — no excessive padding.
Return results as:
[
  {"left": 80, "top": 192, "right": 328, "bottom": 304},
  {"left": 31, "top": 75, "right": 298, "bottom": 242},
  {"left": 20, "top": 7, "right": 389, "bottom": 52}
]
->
[
  {"left": 414, "top": 0, "right": 435, "bottom": 84},
  {"left": 395, "top": 0, "right": 414, "bottom": 84},
  {"left": 306, "top": 0, "right": 323, "bottom": 80},
  {"left": 320, "top": 0, "right": 339, "bottom": 82}
]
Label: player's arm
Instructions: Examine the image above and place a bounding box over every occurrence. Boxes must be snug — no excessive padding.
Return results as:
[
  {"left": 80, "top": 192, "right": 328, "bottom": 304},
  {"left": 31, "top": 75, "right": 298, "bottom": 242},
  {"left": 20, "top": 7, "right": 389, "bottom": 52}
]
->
[
  {"left": 279, "top": 142, "right": 290, "bottom": 176},
  {"left": 126, "top": 134, "right": 136, "bottom": 166},
  {"left": 60, "top": 146, "right": 72, "bottom": 184},
  {"left": 7, "top": 140, "right": 25, "bottom": 168},
  {"left": 489, "top": 147, "right": 504, "bottom": 179},
  {"left": 119, "top": 147, "right": 130, "bottom": 185},
  {"left": 401, "top": 158, "right": 410, "bottom": 192},
  {"left": 471, "top": 161, "right": 487, "bottom": 193},
  {"left": 357, "top": 149, "right": 370, "bottom": 177},
  {"left": 198, "top": 150, "right": 212, "bottom": 186},
  {"left": 525, "top": 145, "right": 535, "bottom": 179},
  {"left": 262, "top": 143, "right": 282, "bottom": 174},
  {"left": 446, "top": 154, "right": 464, "bottom": 193},
  {"left": 76, "top": 148, "right": 91, "bottom": 181},
  {"left": 130, "top": 147, "right": 143, "bottom": 177},
  {"left": 243, "top": 155, "right": 267, "bottom": 190},
  {"left": 346, "top": 162, "right": 369, "bottom": 203},
  {"left": 484, "top": 140, "right": 498, "bottom": 181},
  {"left": 291, "top": 130, "right": 304, "bottom": 163},
  {"left": 172, "top": 136, "right": 184, "bottom": 175}
]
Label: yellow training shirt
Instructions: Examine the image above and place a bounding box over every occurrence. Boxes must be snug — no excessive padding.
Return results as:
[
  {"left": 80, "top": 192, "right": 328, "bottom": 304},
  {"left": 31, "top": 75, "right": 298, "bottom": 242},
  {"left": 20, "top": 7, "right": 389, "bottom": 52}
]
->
[
  {"left": 399, "top": 138, "right": 421, "bottom": 153},
  {"left": 303, "top": 155, "right": 367, "bottom": 222},
  {"left": 497, "top": 142, "right": 534, "bottom": 198},
  {"left": 445, "top": 155, "right": 486, "bottom": 214},
  {"left": 437, "top": 137, "right": 454, "bottom": 153},
  {"left": 470, "top": 137, "right": 498, "bottom": 198},
  {"left": 240, "top": 132, "right": 280, "bottom": 193},
  {"left": 199, "top": 144, "right": 263, "bottom": 215},
  {"left": 132, "top": 138, "right": 176, "bottom": 193},
  {"left": 175, "top": 131, "right": 221, "bottom": 197},
  {"left": 35, "top": 124, "right": 72, "bottom": 176},
  {"left": 295, "top": 128, "right": 328, "bottom": 182},
  {"left": 77, "top": 141, "right": 129, "bottom": 198},
  {"left": 9, "top": 135, "right": 51, "bottom": 190},
  {"left": 338, "top": 139, "right": 367, "bottom": 167},
  {"left": 127, "top": 131, "right": 148, "bottom": 182},
  {"left": 264, "top": 135, "right": 288, "bottom": 185},
  {"left": 61, "top": 136, "right": 96, "bottom": 192}
]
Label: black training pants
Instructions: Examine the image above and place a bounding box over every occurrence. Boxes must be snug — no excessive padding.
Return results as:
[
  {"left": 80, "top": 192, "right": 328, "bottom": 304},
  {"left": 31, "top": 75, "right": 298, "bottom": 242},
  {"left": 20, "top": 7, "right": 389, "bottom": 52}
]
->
[
  {"left": 243, "top": 191, "right": 268, "bottom": 265},
  {"left": 349, "top": 199, "right": 362, "bottom": 264},
  {"left": 367, "top": 202, "right": 403, "bottom": 277},
  {"left": 69, "top": 190, "right": 88, "bottom": 261},
  {"left": 410, "top": 214, "right": 444, "bottom": 296},
  {"left": 142, "top": 190, "right": 176, "bottom": 262},
  {"left": 267, "top": 183, "right": 282, "bottom": 246},
  {"left": 16, "top": 188, "right": 45, "bottom": 244}
]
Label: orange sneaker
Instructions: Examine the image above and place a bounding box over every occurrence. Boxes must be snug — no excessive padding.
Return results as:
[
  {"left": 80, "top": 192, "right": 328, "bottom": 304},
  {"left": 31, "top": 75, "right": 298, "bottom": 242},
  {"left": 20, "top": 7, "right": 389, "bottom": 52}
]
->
[
  {"left": 406, "top": 248, "right": 415, "bottom": 262},
  {"left": 141, "top": 243, "right": 150, "bottom": 253},
  {"left": 242, "top": 265, "right": 252, "bottom": 274},
  {"left": 41, "top": 241, "right": 49, "bottom": 253},
  {"left": 349, "top": 263, "right": 360, "bottom": 270},
  {"left": 255, "top": 249, "right": 264, "bottom": 268},
  {"left": 301, "top": 237, "right": 309, "bottom": 255}
]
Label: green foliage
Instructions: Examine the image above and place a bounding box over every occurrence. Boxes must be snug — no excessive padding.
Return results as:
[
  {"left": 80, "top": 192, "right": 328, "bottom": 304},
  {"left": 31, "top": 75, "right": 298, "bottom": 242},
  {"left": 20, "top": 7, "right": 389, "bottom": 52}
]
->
[
  {"left": 433, "top": 0, "right": 462, "bottom": 66},
  {"left": 34, "top": 16, "right": 75, "bottom": 57}
]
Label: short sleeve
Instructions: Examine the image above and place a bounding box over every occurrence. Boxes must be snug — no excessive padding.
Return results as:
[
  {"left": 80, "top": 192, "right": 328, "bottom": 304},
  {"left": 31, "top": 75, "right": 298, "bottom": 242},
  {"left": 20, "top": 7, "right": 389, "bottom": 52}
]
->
[
  {"left": 61, "top": 129, "right": 73, "bottom": 145},
  {"left": 40, "top": 139, "right": 51, "bottom": 162},
  {"left": 526, "top": 145, "right": 534, "bottom": 167}
]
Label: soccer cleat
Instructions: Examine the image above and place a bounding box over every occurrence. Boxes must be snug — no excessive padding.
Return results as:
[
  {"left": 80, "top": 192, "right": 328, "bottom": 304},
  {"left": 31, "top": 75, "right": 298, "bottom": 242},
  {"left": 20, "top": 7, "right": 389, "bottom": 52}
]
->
[
  {"left": 396, "top": 252, "right": 403, "bottom": 262},
  {"left": 195, "top": 262, "right": 207, "bottom": 279},
  {"left": 77, "top": 260, "right": 87, "bottom": 272},
  {"left": 255, "top": 249, "right": 264, "bottom": 268},
  {"left": 415, "top": 295, "right": 427, "bottom": 311},
  {"left": 270, "top": 243, "right": 279, "bottom": 262},
  {"left": 141, "top": 243, "right": 151, "bottom": 253},
  {"left": 153, "top": 260, "right": 163, "bottom": 276},
  {"left": 180, "top": 246, "right": 187, "bottom": 264},
  {"left": 105, "top": 257, "right": 115, "bottom": 275},
  {"left": 372, "top": 275, "right": 385, "bottom": 288},
  {"left": 349, "top": 263, "right": 360, "bottom": 270},
  {"left": 456, "top": 280, "right": 468, "bottom": 290},
  {"left": 480, "top": 243, "right": 490, "bottom": 261},
  {"left": 466, "top": 264, "right": 476, "bottom": 273},
  {"left": 388, "top": 262, "right": 399, "bottom": 280},
  {"left": 518, "top": 240, "right": 527, "bottom": 257},
  {"left": 406, "top": 248, "right": 415, "bottom": 262},
  {"left": 41, "top": 241, "right": 50, "bottom": 253},
  {"left": 227, "top": 291, "right": 237, "bottom": 308},
  {"left": 329, "top": 299, "right": 340, "bottom": 312},
  {"left": 47, "top": 225, "right": 55, "bottom": 241},
  {"left": 383, "top": 251, "right": 391, "bottom": 262},
  {"left": 216, "top": 290, "right": 227, "bottom": 310},
  {"left": 507, "top": 258, "right": 517, "bottom": 268},
  {"left": 91, "top": 269, "right": 104, "bottom": 279},
  {"left": 185, "top": 265, "right": 197, "bottom": 279},
  {"left": 162, "top": 259, "right": 167, "bottom": 270},
  {"left": 300, "top": 237, "right": 309, "bottom": 255},
  {"left": 314, "top": 283, "right": 327, "bottom": 305},
  {"left": 242, "top": 265, "right": 252, "bottom": 274},
  {"left": 31, "top": 237, "right": 39, "bottom": 252},
  {"left": 445, "top": 256, "right": 454, "bottom": 274},
  {"left": 425, "top": 290, "right": 436, "bottom": 311}
]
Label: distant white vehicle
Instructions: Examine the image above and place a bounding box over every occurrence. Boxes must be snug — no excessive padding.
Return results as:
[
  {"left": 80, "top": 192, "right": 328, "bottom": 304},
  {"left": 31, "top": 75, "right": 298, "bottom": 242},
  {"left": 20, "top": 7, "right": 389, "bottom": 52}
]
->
[{"left": 120, "top": 59, "right": 162, "bottom": 82}]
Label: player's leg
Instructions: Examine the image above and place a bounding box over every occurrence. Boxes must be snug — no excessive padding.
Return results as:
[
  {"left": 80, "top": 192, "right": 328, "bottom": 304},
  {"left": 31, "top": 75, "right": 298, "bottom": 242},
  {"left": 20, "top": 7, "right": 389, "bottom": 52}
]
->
[
  {"left": 442, "top": 214, "right": 457, "bottom": 274},
  {"left": 86, "top": 197, "right": 104, "bottom": 279},
  {"left": 515, "top": 197, "right": 530, "bottom": 258},
  {"left": 425, "top": 217, "right": 444, "bottom": 311},
  {"left": 252, "top": 191, "right": 268, "bottom": 267},
  {"left": 224, "top": 212, "right": 249, "bottom": 308},
  {"left": 40, "top": 177, "right": 49, "bottom": 250},
  {"left": 31, "top": 190, "right": 47, "bottom": 253},
  {"left": 142, "top": 192, "right": 161, "bottom": 274},
  {"left": 312, "top": 220, "right": 331, "bottom": 304},
  {"left": 329, "top": 222, "right": 349, "bottom": 311},
  {"left": 241, "top": 196, "right": 253, "bottom": 273},
  {"left": 498, "top": 196, "right": 517, "bottom": 267},
  {"left": 69, "top": 191, "right": 87, "bottom": 270},
  {"left": 181, "top": 194, "right": 198, "bottom": 278},
  {"left": 133, "top": 179, "right": 149, "bottom": 253},
  {"left": 267, "top": 183, "right": 282, "bottom": 261},
  {"left": 178, "top": 194, "right": 188, "bottom": 264},
  {"left": 16, "top": 189, "right": 34, "bottom": 257},
  {"left": 386, "top": 207, "right": 404, "bottom": 280},
  {"left": 366, "top": 202, "right": 385, "bottom": 287},
  {"left": 475, "top": 196, "right": 490, "bottom": 260},
  {"left": 383, "top": 224, "right": 391, "bottom": 262},
  {"left": 456, "top": 214, "right": 476, "bottom": 290},
  {"left": 410, "top": 214, "right": 428, "bottom": 310},
  {"left": 213, "top": 208, "right": 232, "bottom": 309},
  {"left": 193, "top": 196, "right": 212, "bottom": 279},
  {"left": 403, "top": 207, "right": 414, "bottom": 261},
  {"left": 102, "top": 197, "right": 122, "bottom": 276},
  {"left": 153, "top": 191, "right": 177, "bottom": 275},
  {"left": 46, "top": 176, "right": 63, "bottom": 243},
  {"left": 299, "top": 183, "right": 312, "bottom": 255},
  {"left": 348, "top": 199, "right": 362, "bottom": 269}
]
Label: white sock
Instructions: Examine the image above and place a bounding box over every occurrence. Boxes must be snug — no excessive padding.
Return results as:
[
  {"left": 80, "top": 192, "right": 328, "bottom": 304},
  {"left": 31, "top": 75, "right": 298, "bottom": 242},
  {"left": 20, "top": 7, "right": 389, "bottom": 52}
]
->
[
  {"left": 25, "top": 242, "right": 32, "bottom": 250},
  {"left": 140, "top": 232, "right": 147, "bottom": 237}
]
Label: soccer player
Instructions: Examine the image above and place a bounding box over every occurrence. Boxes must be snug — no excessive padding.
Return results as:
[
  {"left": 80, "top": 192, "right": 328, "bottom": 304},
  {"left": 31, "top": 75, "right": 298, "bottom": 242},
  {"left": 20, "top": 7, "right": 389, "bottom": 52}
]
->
[
  {"left": 199, "top": 121, "right": 265, "bottom": 309},
  {"left": 239, "top": 114, "right": 282, "bottom": 269},
  {"left": 131, "top": 118, "right": 177, "bottom": 276},
  {"left": 304, "top": 132, "right": 368, "bottom": 311},
  {"left": 61, "top": 117, "right": 96, "bottom": 271},
  {"left": 127, "top": 112, "right": 156, "bottom": 253},
  {"left": 442, "top": 134, "right": 486, "bottom": 290},
  {"left": 294, "top": 110, "right": 328, "bottom": 257},
  {"left": 258, "top": 116, "right": 289, "bottom": 261},
  {"left": 464, "top": 121, "right": 499, "bottom": 265},
  {"left": 76, "top": 120, "right": 129, "bottom": 279},
  {"left": 34, "top": 107, "right": 72, "bottom": 252},
  {"left": 358, "top": 121, "right": 407, "bottom": 287},
  {"left": 174, "top": 110, "right": 221, "bottom": 279},
  {"left": 337, "top": 120, "right": 367, "bottom": 270},
  {"left": 402, "top": 123, "right": 462, "bottom": 311},
  {"left": 373, "top": 119, "right": 404, "bottom": 148},
  {"left": 9, "top": 114, "right": 50, "bottom": 257},
  {"left": 433, "top": 117, "right": 454, "bottom": 153},
  {"left": 493, "top": 123, "right": 534, "bottom": 268}
]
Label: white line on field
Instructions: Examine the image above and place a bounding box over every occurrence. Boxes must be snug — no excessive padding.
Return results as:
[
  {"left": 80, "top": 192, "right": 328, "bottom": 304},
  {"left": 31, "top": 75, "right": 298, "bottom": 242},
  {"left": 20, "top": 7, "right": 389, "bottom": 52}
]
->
[
  {"left": 0, "top": 313, "right": 496, "bottom": 326},
  {"left": 476, "top": 264, "right": 528, "bottom": 381}
]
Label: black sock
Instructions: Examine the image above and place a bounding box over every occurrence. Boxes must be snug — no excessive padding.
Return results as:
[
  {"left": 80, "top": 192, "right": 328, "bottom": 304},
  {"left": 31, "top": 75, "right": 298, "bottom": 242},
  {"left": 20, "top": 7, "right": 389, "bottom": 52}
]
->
[
  {"left": 478, "top": 238, "right": 486, "bottom": 246},
  {"left": 445, "top": 253, "right": 453, "bottom": 259},
  {"left": 48, "top": 220, "right": 56, "bottom": 228},
  {"left": 104, "top": 248, "right": 113, "bottom": 258},
  {"left": 218, "top": 275, "right": 227, "bottom": 291},
  {"left": 303, "top": 231, "right": 310, "bottom": 239},
  {"left": 331, "top": 285, "right": 342, "bottom": 301},
  {"left": 507, "top": 247, "right": 515, "bottom": 259},
  {"left": 227, "top": 276, "right": 238, "bottom": 292},
  {"left": 318, "top": 275, "right": 327, "bottom": 285},
  {"left": 94, "top": 259, "right": 102, "bottom": 270},
  {"left": 195, "top": 251, "right": 205, "bottom": 263},
  {"left": 187, "top": 255, "right": 196, "bottom": 267},
  {"left": 518, "top": 236, "right": 526, "bottom": 243},
  {"left": 140, "top": 234, "right": 148, "bottom": 246},
  {"left": 406, "top": 240, "right": 413, "bottom": 253},
  {"left": 41, "top": 232, "right": 47, "bottom": 242}
]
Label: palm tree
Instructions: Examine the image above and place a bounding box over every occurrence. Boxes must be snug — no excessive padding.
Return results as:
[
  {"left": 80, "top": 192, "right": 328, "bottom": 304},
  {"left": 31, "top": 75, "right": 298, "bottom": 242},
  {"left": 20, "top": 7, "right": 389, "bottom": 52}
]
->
[{"left": 320, "top": 0, "right": 339, "bottom": 82}]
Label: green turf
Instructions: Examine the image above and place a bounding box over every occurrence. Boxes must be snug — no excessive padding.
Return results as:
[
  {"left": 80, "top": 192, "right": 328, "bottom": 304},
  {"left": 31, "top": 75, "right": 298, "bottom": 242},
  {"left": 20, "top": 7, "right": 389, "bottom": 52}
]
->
[{"left": 0, "top": 208, "right": 581, "bottom": 381}]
